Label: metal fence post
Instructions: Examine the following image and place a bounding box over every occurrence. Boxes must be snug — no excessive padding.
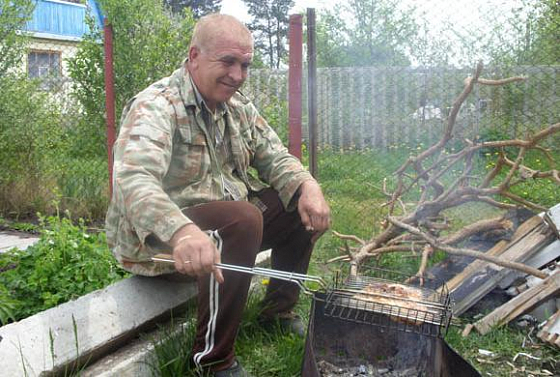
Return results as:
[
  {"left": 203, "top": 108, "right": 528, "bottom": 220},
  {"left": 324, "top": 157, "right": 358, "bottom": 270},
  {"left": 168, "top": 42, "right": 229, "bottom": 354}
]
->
[
  {"left": 288, "top": 14, "right": 303, "bottom": 160},
  {"left": 104, "top": 19, "right": 116, "bottom": 197},
  {"left": 307, "top": 8, "right": 318, "bottom": 178}
]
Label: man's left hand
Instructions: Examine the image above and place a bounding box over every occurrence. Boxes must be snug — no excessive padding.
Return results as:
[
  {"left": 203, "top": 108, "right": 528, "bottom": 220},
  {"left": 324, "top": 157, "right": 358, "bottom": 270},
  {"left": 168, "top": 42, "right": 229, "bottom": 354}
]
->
[{"left": 297, "top": 180, "right": 331, "bottom": 243}]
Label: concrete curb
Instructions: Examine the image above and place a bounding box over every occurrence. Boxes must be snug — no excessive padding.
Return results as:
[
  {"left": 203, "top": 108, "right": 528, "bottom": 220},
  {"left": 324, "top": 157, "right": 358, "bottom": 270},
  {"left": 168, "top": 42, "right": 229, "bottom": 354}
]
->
[
  {"left": 0, "top": 250, "right": 271, "bottom": 377},
  {"left": 81, "top": 249, "right": 271, "bottom": 377},
  {"left": 0, "top": 276, "right": 197, "bottom": 376}
]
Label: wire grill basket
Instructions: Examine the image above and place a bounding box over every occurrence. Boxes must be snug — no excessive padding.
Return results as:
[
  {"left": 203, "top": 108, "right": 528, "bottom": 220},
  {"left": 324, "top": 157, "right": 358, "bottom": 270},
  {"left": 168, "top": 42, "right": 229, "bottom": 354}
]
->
[{"left": 322, "top": 268, "right": 453, "bottom": 337}]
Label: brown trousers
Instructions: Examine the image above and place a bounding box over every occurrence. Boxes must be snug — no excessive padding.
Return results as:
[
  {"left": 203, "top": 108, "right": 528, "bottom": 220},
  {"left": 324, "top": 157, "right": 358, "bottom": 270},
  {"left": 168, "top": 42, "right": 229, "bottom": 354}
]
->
[{"left": 175, "top": 188, "right": 314, "bottom": 371}]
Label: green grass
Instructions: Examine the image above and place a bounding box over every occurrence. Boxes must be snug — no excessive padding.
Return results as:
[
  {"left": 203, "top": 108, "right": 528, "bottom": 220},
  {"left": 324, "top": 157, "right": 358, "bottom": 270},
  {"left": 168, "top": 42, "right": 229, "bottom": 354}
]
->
[
  {"left": 446, "top": 325, "right": 559, "bottom": 376},
  {"left": 0, "top": 156, "right": 109, "bottom": 222},
  {"left": 146, "top": 283, "right": 307, "bottom": 377},
  {"left": 1, "top": 146, "right": 557, "bottom": 375}
]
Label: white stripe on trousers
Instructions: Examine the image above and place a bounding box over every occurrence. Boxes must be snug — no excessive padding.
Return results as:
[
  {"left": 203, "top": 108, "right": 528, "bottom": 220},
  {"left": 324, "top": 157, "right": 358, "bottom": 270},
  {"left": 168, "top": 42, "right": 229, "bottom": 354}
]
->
[{"left": 194, "top": 230, "right": 223, "bottom": 373}]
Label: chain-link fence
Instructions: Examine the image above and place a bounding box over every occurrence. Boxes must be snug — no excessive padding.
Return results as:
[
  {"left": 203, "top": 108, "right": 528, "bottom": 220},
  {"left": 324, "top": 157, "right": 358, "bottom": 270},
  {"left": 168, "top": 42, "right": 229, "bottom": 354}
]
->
[
  {"left": 1, "top": 0, "right": 558, "bottom": 229},
  {"left": 243, "top": 1, "right": 559, "bottom": 245},
  {"left": 0, "top": 0, "right": 108, "bottom": 221}
]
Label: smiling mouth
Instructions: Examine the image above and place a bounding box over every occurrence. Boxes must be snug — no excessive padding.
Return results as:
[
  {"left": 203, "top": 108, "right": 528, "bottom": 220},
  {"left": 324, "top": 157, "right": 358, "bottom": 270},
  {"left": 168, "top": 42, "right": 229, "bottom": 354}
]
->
[{"left": 220, "top": 81, "right": 240, "bottom": 89}]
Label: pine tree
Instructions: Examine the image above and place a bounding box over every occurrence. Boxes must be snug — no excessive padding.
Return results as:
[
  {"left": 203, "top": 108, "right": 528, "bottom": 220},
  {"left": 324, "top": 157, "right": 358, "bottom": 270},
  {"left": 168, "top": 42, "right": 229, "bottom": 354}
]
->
[
  {"left": 162, "top": 0, "right": 221, "bottom": 18},
  {"left": 243, "top": 0, "right": 294, "bottom": 68}
]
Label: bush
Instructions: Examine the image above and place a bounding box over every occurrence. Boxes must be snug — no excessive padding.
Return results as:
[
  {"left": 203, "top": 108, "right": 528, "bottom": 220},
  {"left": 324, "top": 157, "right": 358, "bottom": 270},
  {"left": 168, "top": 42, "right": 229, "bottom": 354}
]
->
[
  {"left": 0, "top": 215, "right": 129, "bottom": 324},
  {"left": 0, "top": 75, "right": 68, "bottom": 217},
  {"left": 67, "top": 0, "right": 197, "bottom": 159}
]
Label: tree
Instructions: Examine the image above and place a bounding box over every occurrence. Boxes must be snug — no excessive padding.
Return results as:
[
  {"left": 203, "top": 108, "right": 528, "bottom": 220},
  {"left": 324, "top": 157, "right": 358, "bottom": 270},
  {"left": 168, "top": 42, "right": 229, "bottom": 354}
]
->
[
  {"left": 67, "top": 0, "right": 196, "bottom": 157},
  {"left": 0, "top": 0, "right": 34, "bottom": 77},
  {"left": 316, "top": 0, "right": 419, "bottom": 67},
  {"left": 162, "top": 0, "right": 221, "bottom": 18},
  {"left": 243, "top": 0, "right": 294, "bottom": 69},
  {"left": 332, "top": 63, "right": 559, "bottom": 280}
]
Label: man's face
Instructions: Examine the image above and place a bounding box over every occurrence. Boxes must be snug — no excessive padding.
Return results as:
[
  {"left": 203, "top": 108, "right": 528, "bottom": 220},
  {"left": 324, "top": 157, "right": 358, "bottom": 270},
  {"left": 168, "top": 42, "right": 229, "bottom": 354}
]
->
[{"left": 189, "top": 36, "right": 253, "bottom": 110}]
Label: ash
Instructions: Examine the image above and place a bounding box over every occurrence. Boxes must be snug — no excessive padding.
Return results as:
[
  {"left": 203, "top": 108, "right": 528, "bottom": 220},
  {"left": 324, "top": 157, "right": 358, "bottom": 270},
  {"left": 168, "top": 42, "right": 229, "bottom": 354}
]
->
[{"left": 317, "top": 360, "right": 421, "bottom": 377}]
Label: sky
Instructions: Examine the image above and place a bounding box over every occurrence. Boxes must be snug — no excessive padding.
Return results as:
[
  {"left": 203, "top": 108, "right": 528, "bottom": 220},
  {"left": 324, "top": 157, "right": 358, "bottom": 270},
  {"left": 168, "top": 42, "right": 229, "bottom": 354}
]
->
[
  {"left": 220, "top": 0, "right": 334, "bottom": 22},
  {"left": 219, "top": 0, "right": 526, "bottom": 38},
  {"left": 218, "top": 0, "right": 530, "bottom": 67}
]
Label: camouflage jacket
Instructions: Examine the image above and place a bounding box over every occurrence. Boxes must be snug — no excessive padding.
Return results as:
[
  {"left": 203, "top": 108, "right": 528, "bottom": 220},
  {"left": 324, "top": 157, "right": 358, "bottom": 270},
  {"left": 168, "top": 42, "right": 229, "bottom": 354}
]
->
[{"left": 105, "top": 64, "right": 314, "bottom": 276}]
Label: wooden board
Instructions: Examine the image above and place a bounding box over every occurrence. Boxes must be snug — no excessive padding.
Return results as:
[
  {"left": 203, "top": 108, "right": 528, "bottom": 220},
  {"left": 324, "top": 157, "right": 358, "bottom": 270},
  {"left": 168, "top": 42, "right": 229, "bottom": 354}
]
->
[
  {"left": 441, "top": 216, "right": 544, "bottom": 294},
  {"left": 472, "top": 270, "right": 560, "bottom": 335},
  {"left": 499, "top": 239, "right": 560, "bottom": 289},
  {"left": 537, "top": 309, "right": 560, "bottom": 348},
  {"left": 448, "top": 216, "right": 554, "bottom": 315}
]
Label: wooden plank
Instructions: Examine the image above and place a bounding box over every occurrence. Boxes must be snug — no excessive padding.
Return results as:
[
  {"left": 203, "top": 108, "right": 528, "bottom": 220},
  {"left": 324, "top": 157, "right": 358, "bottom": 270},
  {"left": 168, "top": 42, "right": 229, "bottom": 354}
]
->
[
  {"left": 472, "top": 270, "right": 560, "bottom": 335},
  {"left": 537, "top": 309, "right": 560, "bottom": 348},
  {"left": 441, "top": 215, "right": 545, "bottom": 294},
  {"left": 499, "top": 239, "right": 560, "bottom": 289},
  {"left": 452, "top": 220, "right": 554, "bottom": 315}
]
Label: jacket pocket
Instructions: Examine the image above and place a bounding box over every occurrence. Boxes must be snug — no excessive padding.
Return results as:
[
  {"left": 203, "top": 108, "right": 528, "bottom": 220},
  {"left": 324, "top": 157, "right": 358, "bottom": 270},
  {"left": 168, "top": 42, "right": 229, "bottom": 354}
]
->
[{"left": 166, "top": 126, "right": 210, "bottom": 185}]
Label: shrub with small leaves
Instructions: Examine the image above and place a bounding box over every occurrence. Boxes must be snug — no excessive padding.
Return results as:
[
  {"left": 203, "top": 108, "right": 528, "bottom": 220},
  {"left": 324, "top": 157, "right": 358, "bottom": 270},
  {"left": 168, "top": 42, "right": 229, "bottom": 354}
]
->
[{"left": 0, "top": 215, "right": 129, "bottom": 323}]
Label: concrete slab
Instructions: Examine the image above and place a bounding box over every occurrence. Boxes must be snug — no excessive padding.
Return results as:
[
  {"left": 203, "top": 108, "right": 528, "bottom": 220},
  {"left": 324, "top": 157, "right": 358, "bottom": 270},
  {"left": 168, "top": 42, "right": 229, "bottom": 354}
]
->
[
  {"left": 0, "top": 249, "right": 271, "bottom": 377},
  {"left": 80, "top": 249, "right": 272, "bottom": 377},
  {"left": 0, "top": 231, "right": 39, "bottom": 253},
  {"left": 0, "top": 276, "right": 197, "bottom": 377}
]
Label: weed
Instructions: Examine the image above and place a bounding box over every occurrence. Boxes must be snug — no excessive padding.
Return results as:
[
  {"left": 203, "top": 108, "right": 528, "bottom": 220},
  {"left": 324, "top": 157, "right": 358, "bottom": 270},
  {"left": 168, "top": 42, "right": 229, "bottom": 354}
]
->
[{"left": 0, "top": 214, "right": 129, "bottom": 324}]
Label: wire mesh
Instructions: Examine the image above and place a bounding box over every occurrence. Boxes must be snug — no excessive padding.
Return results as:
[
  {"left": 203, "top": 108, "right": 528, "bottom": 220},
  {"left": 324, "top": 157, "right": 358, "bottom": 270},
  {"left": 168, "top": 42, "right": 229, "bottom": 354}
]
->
[
  {"left": 322, "top": 267, "right": 453, "bottom": 337},
  {"left": 1, "top": 0, "right": 557, "bottom": 228},
  {"left": 0, "top": 35, "right": 108, "bottom": 220}
]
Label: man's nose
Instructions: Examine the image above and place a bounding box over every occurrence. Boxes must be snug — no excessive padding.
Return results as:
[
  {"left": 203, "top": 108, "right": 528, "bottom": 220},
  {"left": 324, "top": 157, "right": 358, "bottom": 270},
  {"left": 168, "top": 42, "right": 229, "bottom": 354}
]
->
[{"left": 228, "top": 64, "right": 245, "bottom": 82}]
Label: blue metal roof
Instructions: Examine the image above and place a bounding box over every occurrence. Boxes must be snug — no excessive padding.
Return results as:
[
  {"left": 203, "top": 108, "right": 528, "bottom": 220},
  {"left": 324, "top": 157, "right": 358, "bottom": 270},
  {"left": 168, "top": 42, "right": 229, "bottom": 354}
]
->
[{"left": 25, "top": 0, "right": 103, "bottom": 40}]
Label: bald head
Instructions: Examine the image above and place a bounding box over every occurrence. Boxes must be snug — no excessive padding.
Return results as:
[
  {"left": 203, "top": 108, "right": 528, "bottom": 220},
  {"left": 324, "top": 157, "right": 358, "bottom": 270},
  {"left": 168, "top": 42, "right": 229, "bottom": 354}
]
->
[
  {"left": 190, "top": 13, "right": 253, "bottom": 53},
  {"left": 186, "top": 13, "right": 254, "bottom": 111}
]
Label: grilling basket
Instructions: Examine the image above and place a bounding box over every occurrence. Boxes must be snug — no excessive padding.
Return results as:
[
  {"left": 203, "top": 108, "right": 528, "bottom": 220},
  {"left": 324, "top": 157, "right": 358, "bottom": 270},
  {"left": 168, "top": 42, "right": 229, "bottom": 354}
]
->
[
  {"left": 152, "top": 254, "right": 452, "bottom": 337},
  {"left": 153, "top": 254, "right": 480, "bottom": 376}
]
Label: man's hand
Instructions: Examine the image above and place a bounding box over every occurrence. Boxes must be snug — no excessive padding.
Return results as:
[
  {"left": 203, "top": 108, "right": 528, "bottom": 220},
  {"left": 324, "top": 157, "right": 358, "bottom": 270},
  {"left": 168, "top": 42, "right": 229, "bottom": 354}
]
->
[
  {"left": 169, "top": 224, "right": 224, "bottom": 283},
  {"left": 297, "top": 180, "right": 331, "bottom": 243}
]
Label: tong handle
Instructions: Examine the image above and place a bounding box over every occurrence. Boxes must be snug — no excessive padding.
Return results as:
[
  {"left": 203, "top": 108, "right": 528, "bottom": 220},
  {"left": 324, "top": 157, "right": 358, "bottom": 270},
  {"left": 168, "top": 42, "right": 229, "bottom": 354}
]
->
[{"left": 151, "top": 253, "right": 326, "bottom": 294}]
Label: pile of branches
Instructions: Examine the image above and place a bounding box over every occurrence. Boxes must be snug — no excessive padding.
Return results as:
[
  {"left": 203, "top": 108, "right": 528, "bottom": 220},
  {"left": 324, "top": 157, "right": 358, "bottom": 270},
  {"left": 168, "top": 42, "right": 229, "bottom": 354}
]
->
[{"left": 333, "top": 62, "right": 559, "bottom": 280}]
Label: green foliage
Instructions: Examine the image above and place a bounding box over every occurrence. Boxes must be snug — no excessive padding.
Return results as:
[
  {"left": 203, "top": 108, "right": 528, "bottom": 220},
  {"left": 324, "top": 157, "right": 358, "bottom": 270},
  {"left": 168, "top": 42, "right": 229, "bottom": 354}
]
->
[
  {"left": 55, "top": 157, "right": 109, "bottom": 220},
  {"left": 0, "top": 215, "right": 129, "bottom": 323},
  {"left": 259, "top": 97, "right": 288, "bottom": 146},
  {"left": 244, "top": 0, "right": 294, "bottom": 69},
  {"left": 0, "top": 75, "right": 67, "bottom": 216},
  {"left": 316, "top": 0, "right": 419, "bottom": 67},
  {"left": 0, "top": 0, "right": 34, "bottom": 77},
  {"left": 162, "top": 0, "right": 220, "bottom": 18},
  {"left": 67, "top": 0, "right": 197, "bottom": 158},
  {"left": 0, "top": 284, "right": 17, "bottom": 325},
  {"left": 486, "top": 0, "right": 560, "bottom": 66},
  {"left": 147, "top": 312, "right": 197, "bottom": 377}
]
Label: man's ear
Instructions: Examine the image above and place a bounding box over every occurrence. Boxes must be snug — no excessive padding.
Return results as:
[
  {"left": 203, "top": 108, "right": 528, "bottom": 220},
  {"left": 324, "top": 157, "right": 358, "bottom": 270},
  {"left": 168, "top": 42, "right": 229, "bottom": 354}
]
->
[{"left": 188, "top": 46, "right": 200, "bottom": 65}]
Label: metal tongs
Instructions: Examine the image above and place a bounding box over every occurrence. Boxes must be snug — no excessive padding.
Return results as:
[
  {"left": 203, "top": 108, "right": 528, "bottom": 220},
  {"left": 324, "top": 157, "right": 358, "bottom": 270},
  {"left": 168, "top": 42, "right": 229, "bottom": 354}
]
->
[{"left": 151, "top": 253, "right": 328, "bottom": 295}]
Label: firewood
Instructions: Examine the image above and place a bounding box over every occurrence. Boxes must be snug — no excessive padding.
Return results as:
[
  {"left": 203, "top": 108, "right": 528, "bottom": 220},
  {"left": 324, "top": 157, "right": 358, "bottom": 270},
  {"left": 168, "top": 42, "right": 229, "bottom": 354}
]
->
[
  {"left": 470, "top": 270, "right": 560, "bottom": 335},
  {"left": 330, "top": 61, "right": 559, "bottom": 282},
  {"left": 537, "top": 309, "right": 560, "bottom": 348}
]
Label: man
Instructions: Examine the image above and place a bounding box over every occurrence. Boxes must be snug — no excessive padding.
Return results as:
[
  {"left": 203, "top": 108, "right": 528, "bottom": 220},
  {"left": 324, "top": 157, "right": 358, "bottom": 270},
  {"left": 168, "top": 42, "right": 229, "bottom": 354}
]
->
[{"left": 105, "top": 13, "right": 330, "bottom": 377}]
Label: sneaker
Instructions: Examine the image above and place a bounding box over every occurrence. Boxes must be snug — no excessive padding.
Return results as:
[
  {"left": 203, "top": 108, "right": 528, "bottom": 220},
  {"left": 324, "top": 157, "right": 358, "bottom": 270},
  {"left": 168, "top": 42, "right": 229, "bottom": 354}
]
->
[
  {"left": 258, "top": 311, "right": 306, "bottom": 337},
  {"left": 213, "top": 360, "right": 252, "bottom": 377}
]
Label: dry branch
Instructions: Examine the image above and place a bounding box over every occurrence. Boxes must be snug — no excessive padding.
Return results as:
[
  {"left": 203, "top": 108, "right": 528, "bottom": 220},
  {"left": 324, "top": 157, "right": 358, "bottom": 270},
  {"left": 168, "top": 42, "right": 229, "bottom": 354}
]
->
[
  {"left": 388, "top": 217, "right": 547, "bottom": 279},
  {"left": 332, "top": 61, "right": 559, "bottom": 279}
]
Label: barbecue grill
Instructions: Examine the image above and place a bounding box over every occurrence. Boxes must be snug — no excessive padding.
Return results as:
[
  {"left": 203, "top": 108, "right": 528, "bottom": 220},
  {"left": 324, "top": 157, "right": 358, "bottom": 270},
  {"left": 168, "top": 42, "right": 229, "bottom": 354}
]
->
[
  {"left": 322, "top": 267, "right": 453, "bottom": 338},
  {"left": 152, "top": 254, "right": 480, "bottom": 376}
]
